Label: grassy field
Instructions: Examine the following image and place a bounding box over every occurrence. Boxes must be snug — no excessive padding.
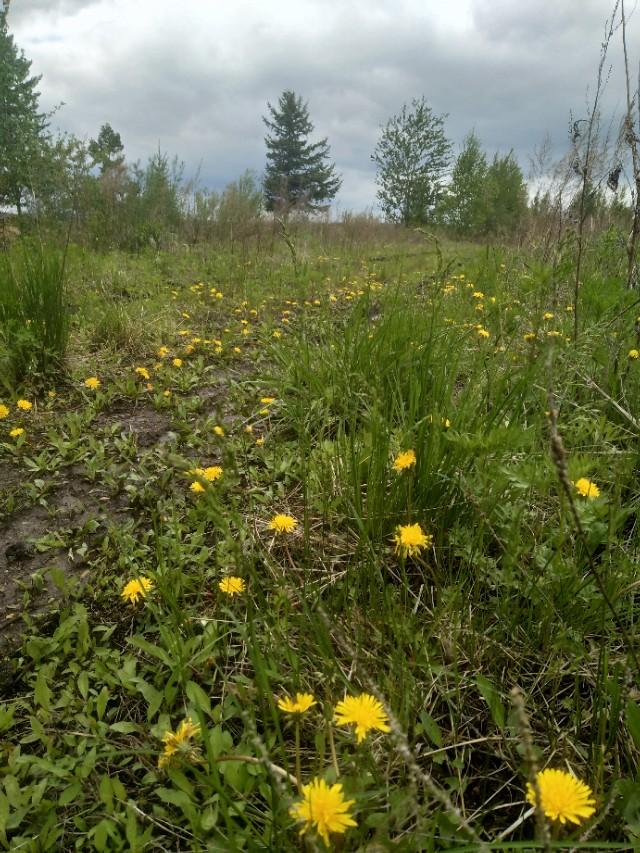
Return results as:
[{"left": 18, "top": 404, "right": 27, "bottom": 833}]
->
[{"left": 0, "top": 227, "right": 640, "bottom": 851}]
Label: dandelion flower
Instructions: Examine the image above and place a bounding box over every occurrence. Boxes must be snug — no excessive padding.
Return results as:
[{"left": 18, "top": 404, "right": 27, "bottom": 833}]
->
[
  {"left": 200, "top": 466, "right": 222, "bottom": 482},
  {"left": 261, "top": 396, "right": 276, "bottom": 404},
  {"left": 477, "top": 327, "right": 490, "bottom": 339},
  {"left": 84, "top": 377, "right": 100, "bottom": 390},
  {"left": 190, "top": 481, "right": 206, "bottom": 494},
  {"left": 121, "top": 576, "right": 153, "bottom": 604},
  {"left": 0, "top": 405, "right": 9, "bottom": 419},
  {"left": 629, "top": 349, "right": 639, "bottom": 360},
  {"left": 172, "top": 357, "right": 183, "bottom": 368},
  {"left": 526, "top": 768, "right": 595, "bottom": 825},
  {"left": 158, "top": 718, "right": 201, "bottom": 769},
  {"left": 290, "top": 777, "right": 356, "bottom": 847},
  {"left": 277, "top": 692, "right": 316, "bottom": 714},
  {"left": 393, "top": 449, "right": 416, "bottom": 472},
  {"left": 9, "top": 428, "right": 24, "bottom": 438},
  {"left": 135, "top": 367, "right": 150, "bottom": 380},
  {"left": 213, "top": 425, "right": 225, "bottom": 437},
  {"left": 393, "top": 523, "right": 432, "bottom": 558},
  {"left": 218, "top": 576, "right": 245, "bottom": 596},
  {"left": 574, "top": 478, "right": 600, "bottom": 499},
  {"left": 157, "top": 346, "right": 170, "bottom": 358},
  {"left": 334, "top": 693, "right": 391, "bottom": 743},
  {"left": 268, "top": 513, "right": 298, "bottom": 534},
  {"left": 543, "top": 312, "right": 555, "bottom": 320},
  {"left": 256, "top": 437, "right": 265, "bottom": 446},
  {"left": 16, "top": 399, "right": 32, "bottom": 410}
]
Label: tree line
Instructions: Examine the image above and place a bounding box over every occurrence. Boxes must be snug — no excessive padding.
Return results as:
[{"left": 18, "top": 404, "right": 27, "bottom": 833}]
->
[{"left": 0, "top": 6, "right": 627, "bottom": 249}]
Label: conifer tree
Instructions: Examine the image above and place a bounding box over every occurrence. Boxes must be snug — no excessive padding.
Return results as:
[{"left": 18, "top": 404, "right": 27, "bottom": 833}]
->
[
  {"left": 0, "top": 6, "right": 49, "bottom": 211},
  {"left": 263, "top": 90, "right": 341, "bottom": 213}
]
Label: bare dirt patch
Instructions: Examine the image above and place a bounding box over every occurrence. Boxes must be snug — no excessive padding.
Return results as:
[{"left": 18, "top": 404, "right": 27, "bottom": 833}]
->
[
  {"left": 0, "top": 473, "right": 130, "bottom": 647},
  {"left": 95, "top": 403, "right": 173, "bottom": 448}
]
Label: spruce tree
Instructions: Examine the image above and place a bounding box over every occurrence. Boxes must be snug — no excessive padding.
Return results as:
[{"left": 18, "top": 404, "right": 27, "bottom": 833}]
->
[
  {"left": 263, "top": 90, "right": 341, "bottom": 213},
  {"left": 0, "top": 6, "right": 49, "bottom": 211}
]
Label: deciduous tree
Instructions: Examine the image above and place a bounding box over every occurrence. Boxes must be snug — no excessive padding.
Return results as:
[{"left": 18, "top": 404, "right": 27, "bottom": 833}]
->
[{"left": 371, "top": 97, "right": 452, "bottom": 225}]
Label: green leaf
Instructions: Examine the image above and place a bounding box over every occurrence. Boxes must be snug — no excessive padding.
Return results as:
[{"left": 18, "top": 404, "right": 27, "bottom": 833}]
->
[
  {"left": 186, "top": 680, "right": 211, "bottom": 717},
  {"left": 59, "top": 782, "right": 82, "bottom": 806},
  {"left": 476, "top": 674, "right": 505, "bottom": 731},
  {"left": 419, "top": 710, "right": 443, "bottom": 747},
  {"left": 34, "top": 666, "right": 52, "bottom": 711},
  {"left": 128, "top": 635, "right": 172, "bottom": 667}
]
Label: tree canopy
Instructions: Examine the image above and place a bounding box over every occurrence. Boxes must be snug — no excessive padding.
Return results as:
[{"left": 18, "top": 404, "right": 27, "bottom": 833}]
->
[
  {"left": 263, "top": 90, "right": 341, "bottom": 214},
  {"left": 371, "top": 97, "right": 453, "bottom": 225},
  {"left": 0, "top": 8, "right": 50, "bottom": 211}
]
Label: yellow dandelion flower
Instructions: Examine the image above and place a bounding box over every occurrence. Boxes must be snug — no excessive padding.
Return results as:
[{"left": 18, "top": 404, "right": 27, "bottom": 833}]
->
[
  {"left": 201, "top": 466, "right": 222, "bottom": 482},
  {"left": 213, "top": 425, "right": 225, "bottom": 437},
  {"left": 84, "top": 377, "right": 100, "bottom": 390},
  {"left": 334, "top": 693, "right": 391, "bottom": 743},
  {"left": 190, "top": 481, "right": 206, "bottom": 494},
  {"left": 244, "top": 425, "right": 253, "bottom": 434},
  {"left": 163, "top": 389, "right": 171, "bottom": 397},
  {"left": 260, "top": 396, "right": 276, "bottom": 404},
  {"left": 290, "top": 777, "right": 356, "bottom": 847},
  {"left": 472, "top": 291, "right": 484, "bottom": 299},
  {"left": 135, "top": 367, "right": 150, "bottom": 380},
  {"left": 524, "top": 332, "right": 536, "bottom": 341},
  {"left": 268, "top": 513, "right": 298, "bottom": 534},
  {"left": 574, "top": 478, "right": 600, "bottom": 499},
  {"left": 9, "top": 427, "right": 24, "bottom": 438},
  {"left": 477, "top": 327, "right": 490, "bottom": 339},
  {"left": 526, "top": 768, "right": 595, "bottom": 825},
  {"left": 158, "top": 718, "right": 201, "bottom": 769},
  {"left": 157, "top": 346, "right": 170, "bottom": 358},
  {"left": 393, "top": 523, "right": 432, "bottom": 558},
  {"left": 277, "top": 692, "right": 316, "bottom": 714},
  {"left": 16, "top": 399, "right": 32, "bottom": 410},
  {"left": 629, "top": 349, "right": 639, "bottom": 360},
  {"left": 218, "top": 576, "right": 245, "bottom": 596},
  {"left": 273, "top": 330, "right": 282, "bottom": 338},
  {"left": 172, "top": 358, "right": 183, "bottom": 368},
  {"left": 543, "top": 311, "right": 555, "bottom": 320},
  {"left": 0, "top": 404, "right": 9, "bottom": 419},
  {"left": 392, "top": 449, "right": 416, "bottom": 472},
  {"left": 121, "top": 576, "right": 153, "bottom": 604},
  {"left": 256, "top": 437, "right": 265, "bottom": 446}
]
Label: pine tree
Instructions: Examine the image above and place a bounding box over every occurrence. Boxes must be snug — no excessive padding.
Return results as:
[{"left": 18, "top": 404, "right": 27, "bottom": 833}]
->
[
  {"left": 88, "top": 123, "right": 125, "bottom": 176},
  {"left": 0, "top": 6, "right": 49, "bottom": 211},
  {"left": 263, "top": 90, "right": 341, "bottom": 214},
  {"left": 371, "top": 97, "right": 452, "bottom": 225}
]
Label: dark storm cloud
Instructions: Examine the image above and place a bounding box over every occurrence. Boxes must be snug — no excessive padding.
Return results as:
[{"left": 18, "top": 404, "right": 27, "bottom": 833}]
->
[{"left": 8, "top": 0, "right": 640, "bottom": 210}]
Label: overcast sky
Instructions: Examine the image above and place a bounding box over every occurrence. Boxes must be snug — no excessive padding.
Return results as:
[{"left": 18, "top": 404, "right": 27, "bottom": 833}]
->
[{"left": 8, "top": 0, "right": 640, "bottom": 212}]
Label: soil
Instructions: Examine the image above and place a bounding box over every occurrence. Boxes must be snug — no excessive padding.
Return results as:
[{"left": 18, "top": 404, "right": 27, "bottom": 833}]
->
[{"left": 0, "top": 401, "right": 173, "bottom": 648}]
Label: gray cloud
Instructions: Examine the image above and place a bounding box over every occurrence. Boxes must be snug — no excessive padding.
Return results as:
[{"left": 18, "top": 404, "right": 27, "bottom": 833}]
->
[{"left": 8, "top": 0, "right": 640, "bottom": 211}]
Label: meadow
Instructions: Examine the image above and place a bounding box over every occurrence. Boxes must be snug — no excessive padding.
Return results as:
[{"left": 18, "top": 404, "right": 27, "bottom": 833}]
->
[{"left": 0, "top": 224, "right": 639, "bottom": 851}]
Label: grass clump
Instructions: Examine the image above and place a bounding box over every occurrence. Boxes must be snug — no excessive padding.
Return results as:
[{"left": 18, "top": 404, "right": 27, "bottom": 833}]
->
[{"left": 0, "top": 242, "right": 69, "bottom": 388}]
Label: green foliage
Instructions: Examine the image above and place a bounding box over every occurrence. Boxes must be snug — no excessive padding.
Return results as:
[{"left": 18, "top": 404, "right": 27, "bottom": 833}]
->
[
  {"left": 1, "top": 229, "right": 639, "bottom": 849},
  {"left": 263, "top": 89, "right": 341, "bottom": 213},
  {"left": 372, "top": 96, "right": 453, "bottom": 225},
  {"left": 88, "top": 123, "right": 125, "bottom": 175},
  {"left": 0, "top": 9, "right": 50, "bottom": 211},
  {"left": 0, "top": 242, "right": 68, "bottom": 386},
  {"left": 444, "top": 130, "right": 488, "bottom": 233},
  {"left": 483, "top": 150, "right": 528, "bottom": 236}
]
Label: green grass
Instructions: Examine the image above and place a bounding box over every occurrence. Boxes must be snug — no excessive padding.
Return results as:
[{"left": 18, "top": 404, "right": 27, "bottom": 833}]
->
[{"left": 0, "top": 229, "right": 639, "bottom": 851}]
